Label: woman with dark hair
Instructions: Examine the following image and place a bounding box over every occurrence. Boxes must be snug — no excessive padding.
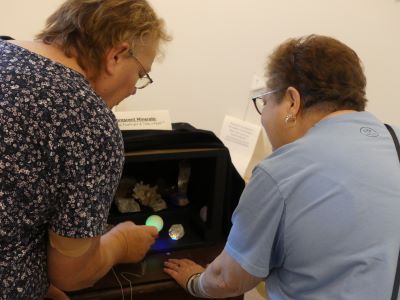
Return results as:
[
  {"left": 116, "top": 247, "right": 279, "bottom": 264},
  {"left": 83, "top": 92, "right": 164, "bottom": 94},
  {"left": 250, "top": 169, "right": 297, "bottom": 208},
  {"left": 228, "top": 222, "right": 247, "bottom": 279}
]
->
[{"left": 164, "top": 35, "right": 400, "bottom": 300}]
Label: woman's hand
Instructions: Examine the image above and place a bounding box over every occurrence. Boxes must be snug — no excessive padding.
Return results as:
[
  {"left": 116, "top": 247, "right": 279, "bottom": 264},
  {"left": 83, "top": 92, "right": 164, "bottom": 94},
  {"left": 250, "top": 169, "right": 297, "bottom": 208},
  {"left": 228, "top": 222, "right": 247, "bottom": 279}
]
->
[
  {"left": 111, "top": 221, "right": 158, "bottom": 263},
  {"left": 163, "top": 258, "right": 205, "bottom": 289}
]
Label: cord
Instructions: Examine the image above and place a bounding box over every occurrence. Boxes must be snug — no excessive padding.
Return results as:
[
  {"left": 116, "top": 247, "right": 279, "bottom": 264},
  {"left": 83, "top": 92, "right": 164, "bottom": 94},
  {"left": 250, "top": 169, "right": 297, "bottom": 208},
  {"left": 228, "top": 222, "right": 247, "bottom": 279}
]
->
[
  {"left": 111, "top": 261, "right": 147, "bottom": 300},
  {"left": 111, "top": 267, "right": 124, "bottom": 300},
  {"left": 120, "top": 273, "right": 133, "bottom": 300}
]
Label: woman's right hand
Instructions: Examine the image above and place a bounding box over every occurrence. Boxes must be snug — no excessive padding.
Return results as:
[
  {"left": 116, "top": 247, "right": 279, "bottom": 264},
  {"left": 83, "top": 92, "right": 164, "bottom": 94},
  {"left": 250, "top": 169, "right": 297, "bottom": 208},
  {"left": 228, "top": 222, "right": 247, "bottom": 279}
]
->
[{"left": 110, "top": 221, "right": 158, "bottom": 263}]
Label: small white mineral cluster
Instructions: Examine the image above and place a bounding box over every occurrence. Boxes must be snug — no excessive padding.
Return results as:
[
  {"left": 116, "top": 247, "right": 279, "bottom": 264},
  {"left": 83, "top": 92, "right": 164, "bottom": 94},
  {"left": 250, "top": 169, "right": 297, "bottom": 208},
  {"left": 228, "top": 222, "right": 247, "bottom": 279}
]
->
[{"left": 132, "top": 181, "right": 167, "bottom": 212}]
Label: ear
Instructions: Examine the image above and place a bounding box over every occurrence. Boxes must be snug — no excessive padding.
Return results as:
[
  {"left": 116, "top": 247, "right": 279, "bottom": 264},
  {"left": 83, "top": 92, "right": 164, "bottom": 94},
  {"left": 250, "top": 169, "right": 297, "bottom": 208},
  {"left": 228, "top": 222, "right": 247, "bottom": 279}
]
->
[
  {"left": 286, "top": 86, "right": 302, "bottom": 116},
  {"left": 103, "top": 42, "right": 130, "bottom": 75}
]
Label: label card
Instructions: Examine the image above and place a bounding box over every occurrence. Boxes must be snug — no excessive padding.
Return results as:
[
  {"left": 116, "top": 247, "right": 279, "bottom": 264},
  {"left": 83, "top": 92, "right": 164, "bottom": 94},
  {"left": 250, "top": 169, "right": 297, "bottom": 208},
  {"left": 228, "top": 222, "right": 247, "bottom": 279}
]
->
[
  {"left": 220, "top": 115, "right": 263, "bottom": 179},
  {"left": 113, "top": 110, "right": 172, "bottom": 130}
]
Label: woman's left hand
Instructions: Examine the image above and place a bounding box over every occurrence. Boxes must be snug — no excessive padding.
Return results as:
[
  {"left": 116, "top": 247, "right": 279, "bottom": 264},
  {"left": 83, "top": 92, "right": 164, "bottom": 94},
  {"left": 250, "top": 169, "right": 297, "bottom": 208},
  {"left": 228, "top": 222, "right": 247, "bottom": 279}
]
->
[{"left": 164, "top": 258, "right": 205, "bottom": 289}]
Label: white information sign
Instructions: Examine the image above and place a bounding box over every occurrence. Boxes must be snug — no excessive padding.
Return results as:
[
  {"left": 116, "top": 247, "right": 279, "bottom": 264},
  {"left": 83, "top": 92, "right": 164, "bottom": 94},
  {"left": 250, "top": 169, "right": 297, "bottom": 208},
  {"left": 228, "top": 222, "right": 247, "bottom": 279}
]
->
[
  {"left": 220, "top": 115, "right": 263, "bottom": 179},
  {"left": 113, "top": 110, "right": 172, "bottom": 130}
]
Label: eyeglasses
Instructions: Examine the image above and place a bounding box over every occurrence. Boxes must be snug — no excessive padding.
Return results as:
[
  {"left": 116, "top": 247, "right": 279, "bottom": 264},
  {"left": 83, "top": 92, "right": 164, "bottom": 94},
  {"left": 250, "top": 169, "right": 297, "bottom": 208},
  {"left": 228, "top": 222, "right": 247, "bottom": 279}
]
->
[
  {"left": 251, "top": 88, "right": 285, "bottom": 115},
  {"left": 128, "top": 50, "right": 153, "bottom": 89}
]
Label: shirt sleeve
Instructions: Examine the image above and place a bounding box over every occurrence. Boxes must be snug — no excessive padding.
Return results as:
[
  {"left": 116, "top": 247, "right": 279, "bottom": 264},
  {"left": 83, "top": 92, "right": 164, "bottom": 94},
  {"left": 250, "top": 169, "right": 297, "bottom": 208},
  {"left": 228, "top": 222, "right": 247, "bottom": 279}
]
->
[
  {"left": 225, "top": 165, "right": 285, "bottom": 278},
  {"left": 48, "top": 114, "right": 124, "bottom": 239}
]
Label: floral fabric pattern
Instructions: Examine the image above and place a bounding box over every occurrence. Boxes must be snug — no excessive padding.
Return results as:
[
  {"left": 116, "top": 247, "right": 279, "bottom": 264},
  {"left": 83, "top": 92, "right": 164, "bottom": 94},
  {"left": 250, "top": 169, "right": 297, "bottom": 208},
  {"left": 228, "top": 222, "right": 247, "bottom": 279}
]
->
[{"left": 0, "top": 40, "right": 124, "bottom": 299}]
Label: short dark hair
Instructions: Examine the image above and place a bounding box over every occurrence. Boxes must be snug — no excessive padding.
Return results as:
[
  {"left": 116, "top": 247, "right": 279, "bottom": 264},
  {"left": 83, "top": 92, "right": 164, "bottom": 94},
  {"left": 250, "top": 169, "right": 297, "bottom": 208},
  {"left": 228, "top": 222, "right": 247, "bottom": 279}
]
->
[{"left": 266, "top": 34, "right": 367, "bottom": 112}]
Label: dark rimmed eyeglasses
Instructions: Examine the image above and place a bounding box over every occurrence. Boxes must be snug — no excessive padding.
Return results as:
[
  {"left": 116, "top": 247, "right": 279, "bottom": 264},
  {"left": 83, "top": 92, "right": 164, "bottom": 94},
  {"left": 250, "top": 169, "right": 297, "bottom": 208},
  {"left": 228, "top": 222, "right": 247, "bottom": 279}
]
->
[
  {"left": 251, "top": 88, "right": 286, "bottom": 115},
  {"left": 128, "top": 50, "right": 153, "bottom": 89}
]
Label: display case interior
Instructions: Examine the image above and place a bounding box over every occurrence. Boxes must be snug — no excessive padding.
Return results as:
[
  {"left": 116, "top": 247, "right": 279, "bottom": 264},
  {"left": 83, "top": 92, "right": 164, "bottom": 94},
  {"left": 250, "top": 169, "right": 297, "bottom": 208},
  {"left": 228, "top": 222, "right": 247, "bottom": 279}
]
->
[{"left": 107, "top": 148, "right": 229, "bottom": 253}]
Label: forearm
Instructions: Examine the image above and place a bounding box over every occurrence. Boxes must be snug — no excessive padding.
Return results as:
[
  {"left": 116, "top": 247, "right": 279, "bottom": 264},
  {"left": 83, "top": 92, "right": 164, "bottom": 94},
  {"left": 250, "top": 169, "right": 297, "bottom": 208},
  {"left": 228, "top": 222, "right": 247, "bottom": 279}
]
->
[
  {"left": 48, "top": 228, "right": 126, "bottom": 291},
  {"left": 186, "top": 271, "right": 232, "bottom": 299},
  {"left": 76, "top": 229, "right": 126, "bottom": 287},
  {"left": 48, "top": 222, "right": 156, "bottom": 291},
  {"left": 195, "top": 263, "right": 243, "bottom": 298},
  {"left": 188, "top": 251, "right": 262, "bottom": 298}
]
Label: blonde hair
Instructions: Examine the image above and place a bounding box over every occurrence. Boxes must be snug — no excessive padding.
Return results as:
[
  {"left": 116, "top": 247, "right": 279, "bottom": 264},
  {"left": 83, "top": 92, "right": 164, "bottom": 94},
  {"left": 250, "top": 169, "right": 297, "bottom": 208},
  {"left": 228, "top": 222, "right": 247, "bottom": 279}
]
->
[{"left": 36, "top": 0, "right": 171, "bottom": 78}]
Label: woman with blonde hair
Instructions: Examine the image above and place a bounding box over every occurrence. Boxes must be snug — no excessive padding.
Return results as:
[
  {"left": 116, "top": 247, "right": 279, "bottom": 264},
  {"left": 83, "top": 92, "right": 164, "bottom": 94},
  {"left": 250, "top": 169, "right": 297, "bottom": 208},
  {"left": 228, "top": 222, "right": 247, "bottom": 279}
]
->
[{"left": 0, "top": 1, "right": 170, "bottom": 299}]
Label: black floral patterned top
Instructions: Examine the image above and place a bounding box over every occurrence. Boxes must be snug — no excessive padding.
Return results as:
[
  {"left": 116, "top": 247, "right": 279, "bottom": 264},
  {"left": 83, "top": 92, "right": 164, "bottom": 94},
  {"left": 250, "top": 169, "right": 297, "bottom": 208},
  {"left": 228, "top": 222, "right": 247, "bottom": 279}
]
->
[{"left": 0, "top": 40, "right": 124, "bottom": 299}]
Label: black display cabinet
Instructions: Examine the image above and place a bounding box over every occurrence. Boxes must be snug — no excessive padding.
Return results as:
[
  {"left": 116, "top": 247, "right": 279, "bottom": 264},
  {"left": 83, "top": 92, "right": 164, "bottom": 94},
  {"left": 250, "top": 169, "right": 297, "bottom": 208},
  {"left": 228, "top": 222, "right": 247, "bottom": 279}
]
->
[
  {"left": 107, "top": 147, "right": 229, "bottom": 253},
  {"left": 68, "top": 126, "right": 245, "bottom": 299}
]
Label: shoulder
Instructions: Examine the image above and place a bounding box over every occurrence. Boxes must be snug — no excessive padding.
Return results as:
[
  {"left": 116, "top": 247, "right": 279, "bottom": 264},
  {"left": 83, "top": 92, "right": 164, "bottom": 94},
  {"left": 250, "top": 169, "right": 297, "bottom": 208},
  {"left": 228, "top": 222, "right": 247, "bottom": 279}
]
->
[
  {"left": 257, "top": 135, "right": 315, "bottom": 179},
  {"left": 5, "top": 40, "right": 86, "bottom": 77}
]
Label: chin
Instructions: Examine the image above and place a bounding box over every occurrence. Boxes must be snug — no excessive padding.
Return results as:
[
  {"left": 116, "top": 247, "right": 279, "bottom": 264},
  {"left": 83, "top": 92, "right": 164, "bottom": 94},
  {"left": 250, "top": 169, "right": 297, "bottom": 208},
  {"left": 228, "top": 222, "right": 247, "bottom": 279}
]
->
[
  {"left": 107, "top": 96, "right": 126, "bottom": 109},
  {"left": 103, "top": 98, "right": 117, "bottom": 109}
]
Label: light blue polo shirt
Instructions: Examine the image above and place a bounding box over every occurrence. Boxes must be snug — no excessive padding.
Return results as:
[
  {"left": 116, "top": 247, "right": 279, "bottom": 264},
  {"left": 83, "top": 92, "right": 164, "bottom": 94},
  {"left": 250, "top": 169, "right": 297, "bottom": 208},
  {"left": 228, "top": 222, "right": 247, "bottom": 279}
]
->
[{"left": 225, "top": 111, "right": 400, "bottom": 300}]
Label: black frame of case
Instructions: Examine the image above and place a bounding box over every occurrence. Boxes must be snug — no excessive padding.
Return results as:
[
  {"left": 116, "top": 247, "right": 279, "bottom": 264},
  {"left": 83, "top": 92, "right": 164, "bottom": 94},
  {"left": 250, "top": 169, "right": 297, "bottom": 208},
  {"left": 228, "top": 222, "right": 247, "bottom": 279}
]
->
[{"left": 107, "top": 147, "right": 229, "bottom": 253}]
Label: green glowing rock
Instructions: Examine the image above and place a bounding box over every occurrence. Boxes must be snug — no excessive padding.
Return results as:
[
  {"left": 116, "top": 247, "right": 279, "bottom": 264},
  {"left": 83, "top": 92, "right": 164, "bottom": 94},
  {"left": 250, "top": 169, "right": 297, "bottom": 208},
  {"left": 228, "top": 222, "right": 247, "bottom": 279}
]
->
[{"left": 145, "top": 215, "right": 164, "bottom": 232}]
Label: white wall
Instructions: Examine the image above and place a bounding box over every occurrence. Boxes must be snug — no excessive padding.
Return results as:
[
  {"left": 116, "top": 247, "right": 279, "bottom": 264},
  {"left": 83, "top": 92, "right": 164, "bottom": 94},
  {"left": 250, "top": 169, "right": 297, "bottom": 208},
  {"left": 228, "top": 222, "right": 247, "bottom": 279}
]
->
[{"left": 1, "top": 0, "right": 399, "bottom": 137}]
